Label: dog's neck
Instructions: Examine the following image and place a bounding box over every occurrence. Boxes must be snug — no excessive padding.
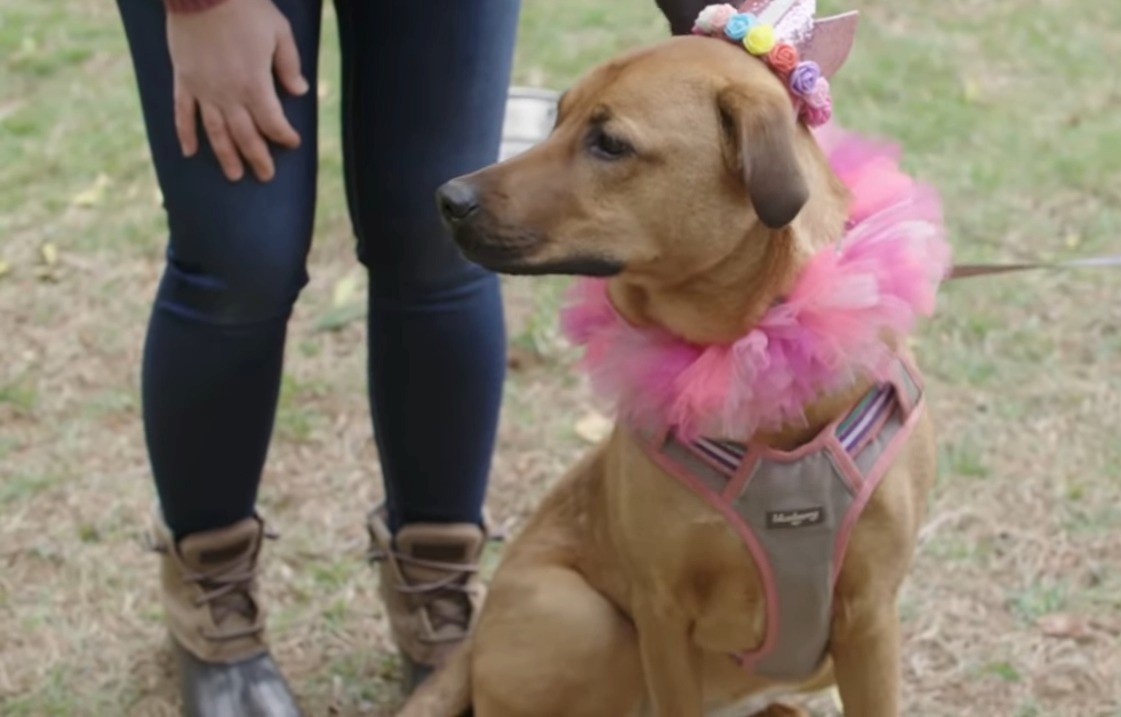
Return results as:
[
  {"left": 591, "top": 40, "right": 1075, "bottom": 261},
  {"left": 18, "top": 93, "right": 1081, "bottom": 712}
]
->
[
  {"left": 606, "top": 227, "right": 858, "bottom": 448},
  {"left": 606, "top": 226, "right": 796, "bottom": 345},
  {"left": 608, "top": 138, "right": 849, "bottom": 346}
]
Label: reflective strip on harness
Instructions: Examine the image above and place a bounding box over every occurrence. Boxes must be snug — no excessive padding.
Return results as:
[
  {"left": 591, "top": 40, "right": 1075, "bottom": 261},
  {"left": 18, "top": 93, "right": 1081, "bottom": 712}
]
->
[{"left": 640, "top": 357, "right": 925, "bottom": 681}]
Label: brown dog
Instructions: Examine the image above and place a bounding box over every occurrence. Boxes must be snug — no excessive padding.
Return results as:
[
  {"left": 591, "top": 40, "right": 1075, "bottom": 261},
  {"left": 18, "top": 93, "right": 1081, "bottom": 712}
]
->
[{"left": 402, "top": 35, "right": 937, "bottom": 717}]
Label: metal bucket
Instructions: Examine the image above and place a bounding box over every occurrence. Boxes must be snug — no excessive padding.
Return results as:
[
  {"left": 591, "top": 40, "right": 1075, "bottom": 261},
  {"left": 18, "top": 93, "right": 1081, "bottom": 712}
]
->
[{"left": 499, "top": 86, "right": 560, "bottom": 161}]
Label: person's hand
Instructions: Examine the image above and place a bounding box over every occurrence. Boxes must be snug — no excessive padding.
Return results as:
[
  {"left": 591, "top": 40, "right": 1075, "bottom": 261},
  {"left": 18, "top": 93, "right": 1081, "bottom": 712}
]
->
[{"left": 167, "top": 0, "right": 309, "bottom": 181}]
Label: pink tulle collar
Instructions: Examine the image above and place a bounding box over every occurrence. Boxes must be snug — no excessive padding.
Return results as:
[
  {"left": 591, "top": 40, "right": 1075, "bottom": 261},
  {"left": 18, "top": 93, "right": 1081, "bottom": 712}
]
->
[{"left": 559, "top": 124, "right": 952, "bottom": 442}]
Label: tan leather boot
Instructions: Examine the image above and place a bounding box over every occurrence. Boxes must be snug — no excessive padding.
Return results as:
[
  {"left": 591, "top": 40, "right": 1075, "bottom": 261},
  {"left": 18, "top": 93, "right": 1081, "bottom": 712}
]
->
[
  {"left": 366, "top": 506, "right": 487, "bottom": 695},
  {"left": 149, "top": 508, "right": 301, "bottom": 717}
]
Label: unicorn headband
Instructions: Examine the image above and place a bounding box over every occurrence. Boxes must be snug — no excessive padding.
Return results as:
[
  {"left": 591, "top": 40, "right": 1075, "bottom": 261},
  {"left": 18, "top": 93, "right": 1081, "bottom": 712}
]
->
[{"left": 691, "top": 0, "right": 859, "bottom": 127}]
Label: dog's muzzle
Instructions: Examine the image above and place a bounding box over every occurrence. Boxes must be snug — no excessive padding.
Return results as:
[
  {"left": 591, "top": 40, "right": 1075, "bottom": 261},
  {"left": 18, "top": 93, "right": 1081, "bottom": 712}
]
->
[{"left": 435, "top": 178, "right": 537, "bottom": 268}]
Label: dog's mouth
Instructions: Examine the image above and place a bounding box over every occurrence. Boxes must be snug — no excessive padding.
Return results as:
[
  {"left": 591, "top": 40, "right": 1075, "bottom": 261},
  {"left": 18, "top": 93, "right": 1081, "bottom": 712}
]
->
[
  {"left": 451, "top": 222, "right": 624, "bottom": 277},
  {"left": 436, "top": 178, "right": 623, "bottom": 277}
]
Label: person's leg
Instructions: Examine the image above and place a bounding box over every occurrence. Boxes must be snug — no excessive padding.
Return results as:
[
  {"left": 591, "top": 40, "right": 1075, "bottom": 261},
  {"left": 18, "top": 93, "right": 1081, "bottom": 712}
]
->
[
  {"left": 127, "top": 1, "right": 322, "bottom": 540},
  {"left": 116, "top": 0, "right": 321, "bottom": 713},
  {"left": 333, "top": 0, "right": 520, "bottom": 694},
  {"left": 337, "top": 0, "right": 518, "bottom": 533}
]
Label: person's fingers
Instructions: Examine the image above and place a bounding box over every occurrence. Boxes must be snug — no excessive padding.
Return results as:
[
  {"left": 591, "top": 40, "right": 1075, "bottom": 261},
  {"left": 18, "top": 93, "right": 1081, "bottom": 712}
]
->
[
  {"left": 200, "top": 102, "right": 245, "bottom": 181},
  {"left": 273, "top": 24, "right": 309, "bottom": 96},
  {"left": 173, "top": 80, "right": 199, "bottom": 157},
  {"left": 249, "top": 84, "right": 301, "bottom": 150},
  {"left": 226, "top": 105, "right": 275, "bottom": 182}
]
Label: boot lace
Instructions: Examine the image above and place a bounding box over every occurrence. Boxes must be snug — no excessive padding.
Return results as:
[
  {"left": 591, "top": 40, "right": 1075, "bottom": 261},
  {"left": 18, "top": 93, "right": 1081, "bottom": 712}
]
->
[
  {"left": 149, "top": 528, "right": 277, "bottom": 642},
  {"left": 368, "top": 547, "right": 481, "bottom": 644}
]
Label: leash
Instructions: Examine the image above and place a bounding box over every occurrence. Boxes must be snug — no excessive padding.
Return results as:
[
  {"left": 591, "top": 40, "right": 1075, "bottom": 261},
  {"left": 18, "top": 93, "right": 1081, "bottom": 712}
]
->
[{"left": 947, "top": 254, "right": 1121, "bottom": 280}]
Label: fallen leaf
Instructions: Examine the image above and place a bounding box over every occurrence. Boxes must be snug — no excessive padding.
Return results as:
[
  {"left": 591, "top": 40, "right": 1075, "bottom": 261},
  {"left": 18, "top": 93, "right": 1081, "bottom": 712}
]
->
[
  {"left": 15, "top": 36, "right": 39, "bottom": 61},
  {"left": 40, "top": 243, "right": 58, "bottom": 266},
  {"left": 831, "top": 685, "right": 844, "bottom": 712},
  {"left": 574, "top": 411, "right": 612, "bottom": 444},
  {"left": 0, "top": 259, "right": 9, "bottom": 278},
  {"left": 961, "top": 77, "right": 981, "bottom": 104},
  {"left": 1064, "top": 232, "right": 1081, "bottom": 249},
  {"left": 332, "top": 272, "right": 361, "bottom": 307},
  {"left": 318, "top": 80, "right": 330, "bottom": 100},
  {"left": 506, "top": 344, "right": 544, "bottom": 372},
  {"left": 71, "top": 173, "right": 112, "bottom": 207},
  {"left": 1037, "top": 613, "right": 1093, "bottom": 641}
]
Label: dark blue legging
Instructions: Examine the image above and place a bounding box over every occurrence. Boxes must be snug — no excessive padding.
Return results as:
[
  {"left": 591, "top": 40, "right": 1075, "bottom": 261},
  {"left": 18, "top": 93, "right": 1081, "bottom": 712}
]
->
[{"left": 116, "top": 0, "right": 518, "bottom": 538}]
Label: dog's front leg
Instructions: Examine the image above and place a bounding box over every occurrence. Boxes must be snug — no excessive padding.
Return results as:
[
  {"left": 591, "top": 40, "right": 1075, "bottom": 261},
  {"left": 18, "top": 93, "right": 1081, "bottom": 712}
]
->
[
  {"left": 634, "top": 600, "right": 704, "bottom": 717},
  {"left": 829, "top": 607, "right": 902, "bottom": 717}
]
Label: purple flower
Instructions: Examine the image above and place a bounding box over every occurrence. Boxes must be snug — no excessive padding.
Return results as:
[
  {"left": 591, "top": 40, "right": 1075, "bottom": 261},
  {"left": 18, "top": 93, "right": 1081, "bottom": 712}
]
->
[
  {"left": 723, "top": 12, "right": 756, "bottom": 41},
  {"left": 788, "top": 60, "right": 821, "bottom": 96}
]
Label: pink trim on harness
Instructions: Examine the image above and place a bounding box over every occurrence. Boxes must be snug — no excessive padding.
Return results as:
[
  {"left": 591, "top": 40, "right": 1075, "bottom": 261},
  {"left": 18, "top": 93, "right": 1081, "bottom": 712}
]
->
[{"left": 637, "top": 357, "right": 924, "bottom": 680}]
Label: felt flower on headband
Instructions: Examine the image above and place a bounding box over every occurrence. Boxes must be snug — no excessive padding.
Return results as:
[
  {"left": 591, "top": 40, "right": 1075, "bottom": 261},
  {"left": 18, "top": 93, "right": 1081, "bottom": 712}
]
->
[
  {"left": 803, "top": 82, "right": 832, "bottom": 125},
  {"left": 724, "top": 12, "right": 756, "bottom": 40},
  {"left": 766, "top": 42, "right": 799, "bottom": 75},
  {"left": 744, "top": 23, "right": 776, "bottom": 55},
  {"left": 806, "top": 76, "right": 831, "bottom": 107},
  {"left": 692, "top": 0, "right": 859, "bottom": 128},
  {"left": 788, "top": 60, "right": 821, "bottom": 95},
  {"left": 694, "top": 4, "right": 738, "bottom": 34}
]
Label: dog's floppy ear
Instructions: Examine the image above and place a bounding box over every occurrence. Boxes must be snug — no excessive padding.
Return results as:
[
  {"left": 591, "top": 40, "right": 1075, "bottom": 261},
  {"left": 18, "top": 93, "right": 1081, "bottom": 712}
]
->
[{"left": 717, "top": 86, "right": 809, "bottom": 229}]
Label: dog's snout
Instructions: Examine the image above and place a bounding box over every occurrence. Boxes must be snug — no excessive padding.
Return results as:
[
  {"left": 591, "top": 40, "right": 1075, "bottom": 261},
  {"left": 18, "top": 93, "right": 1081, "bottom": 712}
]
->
[{"left": 437, "top": 179, "right": 480, "bottom": 224}]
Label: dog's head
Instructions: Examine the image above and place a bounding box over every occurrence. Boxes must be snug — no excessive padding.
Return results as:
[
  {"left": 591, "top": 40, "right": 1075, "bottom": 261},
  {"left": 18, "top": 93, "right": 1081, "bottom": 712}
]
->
[{"left": 437, "top": 36, "right": 848, "bottom": 293}]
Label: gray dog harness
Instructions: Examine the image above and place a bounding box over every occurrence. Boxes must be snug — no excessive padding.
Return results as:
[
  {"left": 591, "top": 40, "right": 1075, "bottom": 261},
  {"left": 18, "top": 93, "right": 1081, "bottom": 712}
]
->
[{"left": 638, "top": 357, "right": 924, "bottom": 681}]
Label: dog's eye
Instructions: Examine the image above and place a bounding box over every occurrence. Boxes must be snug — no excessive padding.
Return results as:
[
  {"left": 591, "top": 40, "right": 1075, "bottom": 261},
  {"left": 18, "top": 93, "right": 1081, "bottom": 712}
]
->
[{"left": 588, "top": 128, "right": 633, "bottom": 160}]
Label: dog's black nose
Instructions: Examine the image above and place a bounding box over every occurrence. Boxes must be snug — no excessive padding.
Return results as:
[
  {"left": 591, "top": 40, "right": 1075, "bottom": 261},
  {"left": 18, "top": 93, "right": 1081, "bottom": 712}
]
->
[{"left": 436, "top": 179, "right": 480, "bottom": 224}]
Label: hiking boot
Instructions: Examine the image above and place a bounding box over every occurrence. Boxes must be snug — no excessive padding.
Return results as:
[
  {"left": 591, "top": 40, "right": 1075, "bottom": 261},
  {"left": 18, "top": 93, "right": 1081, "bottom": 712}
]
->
[
  {"left": 149, "top": 509, "right": 302, "bottom": 717},
  {"left": 366, "top": 506, "right": 487, "bottom": 696}
]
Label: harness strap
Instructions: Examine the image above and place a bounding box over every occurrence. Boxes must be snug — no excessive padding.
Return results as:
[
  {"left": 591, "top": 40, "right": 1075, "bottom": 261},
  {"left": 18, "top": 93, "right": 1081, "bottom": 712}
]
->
[{"left": 635, "top": 356, "right": 924, "bottom": 681}]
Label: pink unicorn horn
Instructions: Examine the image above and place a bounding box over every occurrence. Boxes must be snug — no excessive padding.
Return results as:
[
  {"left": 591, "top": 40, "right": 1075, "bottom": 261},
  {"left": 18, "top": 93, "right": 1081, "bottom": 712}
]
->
[{"left": 740, "top": 0, "right": 859, "bottom": 78}]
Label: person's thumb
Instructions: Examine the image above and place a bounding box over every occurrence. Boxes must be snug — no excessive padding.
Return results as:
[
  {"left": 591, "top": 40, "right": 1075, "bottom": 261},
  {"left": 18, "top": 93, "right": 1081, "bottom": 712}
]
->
[{"left": 273, "top": 26, "right": 309, "bottom": 96}]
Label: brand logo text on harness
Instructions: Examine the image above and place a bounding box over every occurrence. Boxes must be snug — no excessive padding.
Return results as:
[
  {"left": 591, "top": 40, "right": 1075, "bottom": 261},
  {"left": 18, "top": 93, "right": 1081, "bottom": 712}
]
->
[{"left": 766, "top": 508, "right": 826, "bottom": 529}]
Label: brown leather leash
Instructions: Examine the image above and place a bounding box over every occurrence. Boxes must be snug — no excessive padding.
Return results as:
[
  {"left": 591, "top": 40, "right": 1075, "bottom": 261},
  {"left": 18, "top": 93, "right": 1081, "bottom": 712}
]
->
[{"left": 947, "top": 254, "right": 1121, "bottom": 280}]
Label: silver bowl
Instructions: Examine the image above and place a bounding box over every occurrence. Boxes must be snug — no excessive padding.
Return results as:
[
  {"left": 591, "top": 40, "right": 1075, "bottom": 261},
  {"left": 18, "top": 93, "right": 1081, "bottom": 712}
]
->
[{"left": 499, "top": 86, "right": 560, "bottom": 161}]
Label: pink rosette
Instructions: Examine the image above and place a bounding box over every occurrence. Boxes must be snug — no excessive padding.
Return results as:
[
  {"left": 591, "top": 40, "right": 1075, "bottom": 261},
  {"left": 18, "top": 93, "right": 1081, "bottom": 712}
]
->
[
  {"left": 694, "top": 4, "right": 738, "bottom": 34},
  {"left": 806, "top": 76, "right": 831, "bottom": 108}
]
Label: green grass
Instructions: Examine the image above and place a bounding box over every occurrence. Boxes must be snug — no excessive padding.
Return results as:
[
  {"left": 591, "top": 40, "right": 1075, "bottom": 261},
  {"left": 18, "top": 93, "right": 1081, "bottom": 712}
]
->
[
  {"left": 1014, "top": 701, "right": 1043, "bottom": 717},
  {"left": 1007, "top": 580, "right": 1070, "bottom": 623},
  {"left": 0, "top": 379, "right": 38, "bottom": 412},
  {"left": 940, "top": 438, "right": 989, "bottom": 479},
  {"left": 977, "top": 660, "right": 1023, "bottom": 684},
  {"left": 276, "top": 372, "right": 328, "bottom": 443},
  {"left": 0, "top": 471, "right": 63, "bottom": 506},
  {"left": 0, "top": 434, "right": 20, "bottom": 460}
]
